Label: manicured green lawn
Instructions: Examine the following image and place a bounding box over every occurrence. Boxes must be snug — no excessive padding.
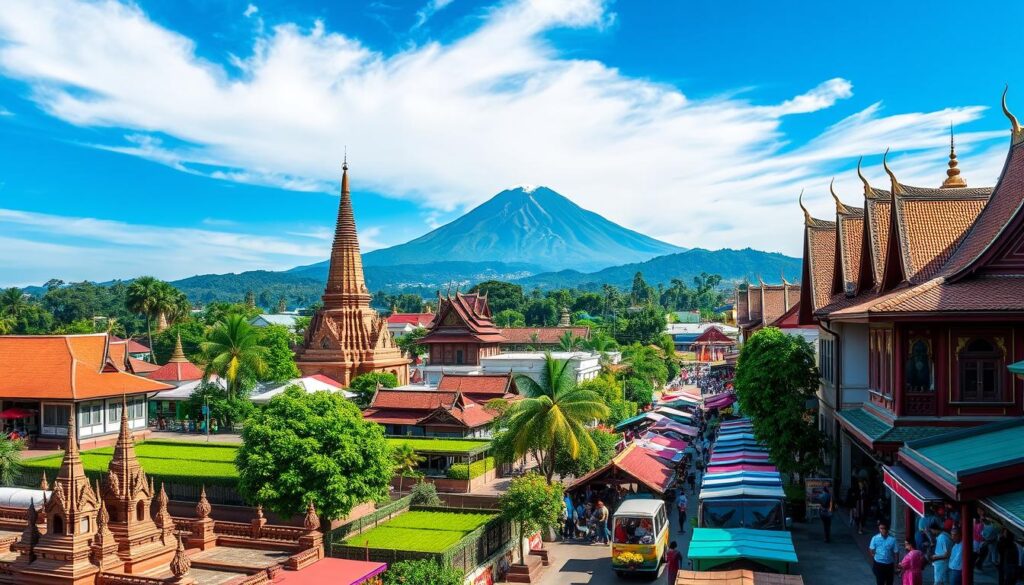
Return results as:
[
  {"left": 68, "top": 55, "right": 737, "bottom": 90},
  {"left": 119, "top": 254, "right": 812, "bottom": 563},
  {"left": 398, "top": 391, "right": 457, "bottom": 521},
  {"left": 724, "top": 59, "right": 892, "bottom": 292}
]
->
[
  {"left": 342, "top": 510, "right": 496, "bottom": 553},
  {"left": 385, "top": 437, "right": 490, "bottom": 454},
  {"left": 21, "top": 440, "right": 240, "bottom": 487}
]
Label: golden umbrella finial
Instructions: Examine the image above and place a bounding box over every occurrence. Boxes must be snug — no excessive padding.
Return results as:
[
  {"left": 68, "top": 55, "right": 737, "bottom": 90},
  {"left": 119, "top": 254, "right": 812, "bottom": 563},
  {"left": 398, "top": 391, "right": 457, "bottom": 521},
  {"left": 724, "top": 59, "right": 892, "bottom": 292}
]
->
[
  {"left": 941, "top": 124, "right": 967, "bottom": 189},
  {"left": 1003, "top": 85, "right": 1023, "bottom": 144},
  {"left": 882, "top": 148, "right": 904, "bottom": 195}
]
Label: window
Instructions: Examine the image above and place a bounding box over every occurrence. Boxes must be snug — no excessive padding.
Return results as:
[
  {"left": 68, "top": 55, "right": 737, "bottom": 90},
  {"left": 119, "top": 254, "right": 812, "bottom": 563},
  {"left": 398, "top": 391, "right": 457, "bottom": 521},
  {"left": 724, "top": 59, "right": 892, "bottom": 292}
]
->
[
  {"left": 136, "top": 500, "right": 146, "bottom": 521},
  {"left": 43, "top": 404, "right": 71, "bottom": 429},
  {"left": 904, "top": 338, "right": 933, "bottom": 392},
  {"left": 868, "top": 329, "right": 894, "bottom": 398},
  {"left": 79, "top": 401, "right": 103, "bottom": 427},
  {"left": 958, "top": 338, "right": 1004, "bottom": 402},
  {"left": 455, "top": 350, "right": 464, "bottom": 365},
  {"left": 818, "top": 338, "right": 834, "bottom": 383}
]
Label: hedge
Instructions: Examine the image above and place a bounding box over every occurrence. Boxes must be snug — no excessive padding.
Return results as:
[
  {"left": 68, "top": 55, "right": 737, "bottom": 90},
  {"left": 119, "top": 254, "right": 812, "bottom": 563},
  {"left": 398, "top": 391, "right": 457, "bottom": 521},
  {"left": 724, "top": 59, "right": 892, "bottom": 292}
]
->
[
  {"left": 445, "top": 457, "right": 494, "bottom": 480},
  {"left": 386, "top": 437, "right": 490, "bottom": 455}
]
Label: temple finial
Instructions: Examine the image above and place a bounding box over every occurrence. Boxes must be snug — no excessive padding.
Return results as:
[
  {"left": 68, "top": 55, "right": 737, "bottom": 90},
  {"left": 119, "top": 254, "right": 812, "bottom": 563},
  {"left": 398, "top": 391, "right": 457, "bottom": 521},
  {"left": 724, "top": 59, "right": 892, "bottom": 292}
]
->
[
  {"left": 1003, "top": 85, "right": 1023, "bottom": 142},
  {"left": 941, "top": 124, "right": 967, "bottom": 189},
  {"left": 882, "top": 148, "right": 904, "bottom": 195},
  {"left": 169, "top": 333, "right": 187, "bottom": 362},
  {"left": 857, "top": 156, "right": 872, "bottom": 197},
  {"left": 798, "top": 189, "right": 811, "bottom": 225},
  {"left": 830, "top": 178, "right": 850, "bottom": 214},
  {"left": 343, "top": 146, "right": 348, "bottom": 171}
]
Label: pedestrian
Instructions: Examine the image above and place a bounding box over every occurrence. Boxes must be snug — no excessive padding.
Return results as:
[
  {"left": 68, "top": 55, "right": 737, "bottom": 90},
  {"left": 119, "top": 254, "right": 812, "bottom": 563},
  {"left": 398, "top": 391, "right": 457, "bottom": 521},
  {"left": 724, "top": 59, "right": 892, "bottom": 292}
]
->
[
  {"left": 594, "top": 501, "right": 610, "bottom": 545},
  {"left": 686, "top": 471, "right": 696, "bottom": 493},
  {"left": 930, "top": 523, "right": 952, "bottom": 585},
  {"left": 899, "top": 538, "right": 925, "bottom": 585},
  {"left": 997, "top": 527, "right": 1020, "bottom": 585},
  {"left": 870, "top": 522, "right": 899, "bottom": 585},
  {"left": 948, "top": 527, "right": 963, "bottom": 585},
  {"left": 817, "top": 484, "right": 834, "bottom": 543},
  {"left": 676, "top": 490, "right": 688, "bottom": 533},
  {"left": 854, "top": 480, "right": 869, "bottom": 535},
  {"left": 561, "top": 494, "right": 573, "bottom": 539},
  {"left": 666, "top": 541, "right": 682, "bottom": 584}
]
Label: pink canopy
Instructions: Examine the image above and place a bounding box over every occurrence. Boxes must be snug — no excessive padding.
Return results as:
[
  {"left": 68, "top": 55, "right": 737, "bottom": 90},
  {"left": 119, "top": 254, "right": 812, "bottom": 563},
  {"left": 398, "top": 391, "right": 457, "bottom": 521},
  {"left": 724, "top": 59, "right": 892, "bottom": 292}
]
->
[
  {"left": 651, "top": 419, "right": 699, "bottom": 437},
  {"left": 642, "top": 431, "right": 688, "bottom": 451},
  {"left": 709, "top": 452, "right": 770, "bottom": 464},
  {"left": 703, "top": 393, "right": 737, "bottom": 409}
]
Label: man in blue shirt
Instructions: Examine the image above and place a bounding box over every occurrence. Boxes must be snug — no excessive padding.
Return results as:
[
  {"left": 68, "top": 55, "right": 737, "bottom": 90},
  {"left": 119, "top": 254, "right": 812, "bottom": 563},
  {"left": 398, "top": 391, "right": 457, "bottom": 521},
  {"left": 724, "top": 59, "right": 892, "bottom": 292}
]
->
[
  {"left": 930, "top": 523, "right": 952, "bottom": 585},
  {"left": 869, "top": 522, "right": 899, "bottom": 585},
  {"left": 816, "top": 484, "right": 834, "bottom": 543},
  {"left": 947, "top": 527, "right": 963, "bottom": 585}
]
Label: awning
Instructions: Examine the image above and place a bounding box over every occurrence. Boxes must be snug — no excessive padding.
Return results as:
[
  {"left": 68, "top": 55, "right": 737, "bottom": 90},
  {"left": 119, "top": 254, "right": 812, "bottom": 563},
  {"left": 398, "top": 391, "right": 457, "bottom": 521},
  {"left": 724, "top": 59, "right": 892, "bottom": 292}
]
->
[
  {"left": 706, "top": 464, "right": 778, "bottom": 474},
  {"left": 650, "top": 419, "right": 699, "bottom": 437},
  {"left": 883, "top": 464, "right": 944, "bottom": 516},
  {"left": 981, "top": 490, "right": 1024, "bottom": 533},
  {"left": 1009, "top": 360, "right": 1024, "bottom": 377},
  {"left": 677, "top": 569, "right": 804, "bottom": 584},
  {"left": 687, "top": 528, "right": 797, "bottom": 573},
  {"left": 704, "top": 393, "right": 738, "bottom": 409},
  {"left": 273, "top": 558, "right": 387, "bottom": 585}
]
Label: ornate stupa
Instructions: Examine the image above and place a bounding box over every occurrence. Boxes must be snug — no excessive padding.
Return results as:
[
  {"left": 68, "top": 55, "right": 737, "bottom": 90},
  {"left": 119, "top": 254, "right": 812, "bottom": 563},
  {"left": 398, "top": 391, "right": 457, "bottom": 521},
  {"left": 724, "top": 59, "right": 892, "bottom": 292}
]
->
[{"left": 295, "top": 160, "right": 410, "bottom": 385}]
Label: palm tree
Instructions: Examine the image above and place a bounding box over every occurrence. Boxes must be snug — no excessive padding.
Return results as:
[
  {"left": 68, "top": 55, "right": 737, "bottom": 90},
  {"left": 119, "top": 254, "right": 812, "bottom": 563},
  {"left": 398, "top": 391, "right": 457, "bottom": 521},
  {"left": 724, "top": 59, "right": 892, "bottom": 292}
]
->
[
  {"left": 0, "top": 438, "right": 23, "bottom": 485},
  {"left": 504, "top": 353, "right": 609, "bottom": 483},
  {"left": 126, "top": 276, "right": 163, "bottom": 356},
  {"left": 391, "top": 443, "right": 425, "bottom": 494},
  {"left": 558, "top": 331, "right": 583, "bottom": 352},
  {"left": 200, "top": 314, "right": 269, "bottom": 398},
  {"left": 0, "top": 316, "right": 14, "bottom": 335},
  {"left": 0, "top": 287, "right": 28, "bottom": 320}
]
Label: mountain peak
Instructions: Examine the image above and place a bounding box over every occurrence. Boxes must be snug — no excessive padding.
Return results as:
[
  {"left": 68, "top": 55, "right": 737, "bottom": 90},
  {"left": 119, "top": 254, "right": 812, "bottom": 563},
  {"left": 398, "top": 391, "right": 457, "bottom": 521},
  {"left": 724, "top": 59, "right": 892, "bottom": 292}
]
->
[{"left": 363, "top": 185, "right": 684, "bottom": 271}]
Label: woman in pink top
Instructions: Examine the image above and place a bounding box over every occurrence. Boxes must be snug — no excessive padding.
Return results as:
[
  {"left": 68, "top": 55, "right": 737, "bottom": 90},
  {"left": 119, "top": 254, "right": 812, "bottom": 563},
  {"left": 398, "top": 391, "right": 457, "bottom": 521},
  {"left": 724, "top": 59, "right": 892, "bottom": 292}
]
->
[{"left": 898, "top": 538, "right": 925, "bottom": 585}]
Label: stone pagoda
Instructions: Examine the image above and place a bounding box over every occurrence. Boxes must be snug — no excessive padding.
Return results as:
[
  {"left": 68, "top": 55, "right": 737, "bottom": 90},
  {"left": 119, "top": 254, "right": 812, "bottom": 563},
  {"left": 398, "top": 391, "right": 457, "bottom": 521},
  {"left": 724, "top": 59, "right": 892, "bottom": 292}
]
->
[{"left": 295, "top": 160, "right": 410, "bottom": 385}]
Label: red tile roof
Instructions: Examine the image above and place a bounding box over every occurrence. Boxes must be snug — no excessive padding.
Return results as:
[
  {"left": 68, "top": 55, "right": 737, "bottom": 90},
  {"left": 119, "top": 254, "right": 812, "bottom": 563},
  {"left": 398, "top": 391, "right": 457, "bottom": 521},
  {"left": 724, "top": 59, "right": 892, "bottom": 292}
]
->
[
  {"left": 0, "top": 334, "right": 172, "bottom": 400},
  {"left": 148, "top": 360, "right": 204, "bottom": 382},
  {"left": 835, "top": 208, "right": 864, "bottom": 294},
  {"left": 437, "top": 374, "right": 513, "bottom": 397},
  {"left": 419, "top": 293, "right": 506, "bottom": 345},
  {"left": 387, "top": 313, "right": 435, "bottom": 326},
  {"left": 109, "top": 335, "right": 151, "bottom": 354},
  {"left": 498, "top": 327, "right": 590, "bottom": 344},
  {"left": 804, "top": 218, "right": 837, "bottom": 314},
  {"left": 128, "top": 356, "right": 161, "bottom": 374},
  {"left": 369, "top": 390, "right": 459, "bottom": 411},
  {"left": 893, "top": 190, "right": 988, "bottom": 283},
  {"left": 691, "top": 327, "right": 735, "bottom": 345},
  {"left": 364, "top": 389, "right": 498, "bottom": 429},
  {"left": 614, "top": 445, "right": 676, "bottom": 494}
]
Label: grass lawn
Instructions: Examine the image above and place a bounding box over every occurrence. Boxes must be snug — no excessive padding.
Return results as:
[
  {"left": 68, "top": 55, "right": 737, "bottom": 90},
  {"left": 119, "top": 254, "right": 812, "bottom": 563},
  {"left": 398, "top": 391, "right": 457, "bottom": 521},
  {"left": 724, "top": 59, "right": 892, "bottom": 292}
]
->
[
  {"left": 21, "top": 440, "right": 240, "bottom": 486},
  {"left": 385, "top": 437, "right": 490, "bottom": 454},
  {"left": 342, "top": 510, "right": 496, "bottom": 553}
]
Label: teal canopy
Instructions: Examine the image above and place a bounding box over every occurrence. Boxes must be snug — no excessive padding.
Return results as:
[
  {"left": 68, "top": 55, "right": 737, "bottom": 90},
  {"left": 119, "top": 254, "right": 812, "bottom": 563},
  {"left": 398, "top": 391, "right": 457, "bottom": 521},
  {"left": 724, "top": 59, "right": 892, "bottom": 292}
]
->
[
  {"left": 687, "top": 527, "right": 797, "bottom": 573},
  {"left": 1010, "top": 360, "right": 1024, "bottom": 376}
]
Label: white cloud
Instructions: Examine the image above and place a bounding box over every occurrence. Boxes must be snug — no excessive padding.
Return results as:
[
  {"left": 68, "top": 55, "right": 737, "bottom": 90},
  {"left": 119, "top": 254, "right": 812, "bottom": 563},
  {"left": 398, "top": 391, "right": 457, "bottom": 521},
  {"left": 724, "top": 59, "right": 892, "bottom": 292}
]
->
[
  {"left": 0, "top": 0, "right": 1014, "bottom": 272},
  {"left": 0, "top": 105, "right": 11, "bottom": 116},
  {"left": 414, "top": 0, "right": 454, "bottom": 29},
  {"left": 244, "top": 3, "right": 258, "bottom": 18}
]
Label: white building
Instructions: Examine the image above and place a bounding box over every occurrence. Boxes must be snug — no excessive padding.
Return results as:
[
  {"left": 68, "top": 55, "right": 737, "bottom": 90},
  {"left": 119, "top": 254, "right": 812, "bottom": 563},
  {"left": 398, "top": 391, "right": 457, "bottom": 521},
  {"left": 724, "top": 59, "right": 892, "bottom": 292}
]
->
[{"left": 481, "top": 351, "right": 602, "bottom": 384}]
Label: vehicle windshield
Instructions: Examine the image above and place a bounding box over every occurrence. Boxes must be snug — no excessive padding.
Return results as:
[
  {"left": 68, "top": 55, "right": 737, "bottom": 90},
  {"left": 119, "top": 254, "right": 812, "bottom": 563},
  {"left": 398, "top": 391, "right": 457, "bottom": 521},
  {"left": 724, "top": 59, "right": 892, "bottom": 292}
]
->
[{"left": 613, "top": 516, "right": 655, "bottom": 544}]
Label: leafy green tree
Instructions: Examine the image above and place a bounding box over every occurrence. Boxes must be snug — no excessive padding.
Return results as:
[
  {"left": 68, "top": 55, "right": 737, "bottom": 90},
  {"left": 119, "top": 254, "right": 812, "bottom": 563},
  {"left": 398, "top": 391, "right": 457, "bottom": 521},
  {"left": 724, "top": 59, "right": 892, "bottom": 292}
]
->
[
  {"left": 500, "top": 473, "right": 564, "bottom": 564},
  {"left": 0, "top": 438, "right": 24, "bottom": 485},
  {"left": 391, "top": 442, "right": 425, "bottom": 493},
  {"left": 571, "top": 292, "right": 604, "bottom": 316},
  {"left": 554, "top": 428, "right": 619, "bottom": 479},
  {"left": 201, "top": 301, "right": 262, "bottom": 326},
  {"left": 734, "top": 327, "right": 824, "bottom": 481},
  {"left": 524, "top": 299, "right": 557, "bottom": 326},
  {"left": 558, "top": 331, "right": 584, "bottom": 352},
  {"left": 382, "top": 559, "right": 463, "bottom": 585},
  {"left": 396, "top": 326, "right": 428, "bottom": 357},
  {"left": 152, "top": 320, "right": 207, "bottom": 364},
  {"left": 257, "top": 325, "right": 302, "bottom": 382},
  {"left": 349, "top": 372, "right": 399, "bottom": 408},
  {"left": 409, "top": 480, "right": 442, "bottom": 506},
  {"left": 201, "top": 314, "right": 269, "bottom": 398},
  {"left": 624, "top": 344, "right": 669, "bottom": 387},
  {"left": 624, "top": 377, "right": 654, "bottom": 408},
  {"left": 468, "top": 280, "right": 525, "bottom": 313},
  {"left": 494, "top": 309, "right": 526, "bottom": 328},
  {"left": 618, "top": 304, "right": 666, "bottom": 345},
  {"left": 185, "top": 381, "right": 254, "bottom": 429},
  {"left": 0, "top": 288, "right": 28, "bottom": 321},
  {"left": 503, "top": 354, "right": 609, "bottom": 483},
  {"left": 237, "top": 387, "right": 392, "bottom": 529}
]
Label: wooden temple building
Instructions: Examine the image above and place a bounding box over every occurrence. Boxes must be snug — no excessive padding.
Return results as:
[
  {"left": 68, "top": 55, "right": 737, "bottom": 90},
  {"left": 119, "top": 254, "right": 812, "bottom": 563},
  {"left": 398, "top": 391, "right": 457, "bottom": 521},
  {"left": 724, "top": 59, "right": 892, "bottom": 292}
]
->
[
  {"left": 689, "top": 326, "right": 736, "bottom": 362},
  {"left": 294, "top": 162, "right": 410, "bottom": 386},
  {"left": 797, "top": 90, "right": 1024, "bottom": 584},
  {"left": 734, "top": 277, "right": 799, "bottom": 342},
  {"left": 0, "top": 399, "right": 329, "bottom": 584}
]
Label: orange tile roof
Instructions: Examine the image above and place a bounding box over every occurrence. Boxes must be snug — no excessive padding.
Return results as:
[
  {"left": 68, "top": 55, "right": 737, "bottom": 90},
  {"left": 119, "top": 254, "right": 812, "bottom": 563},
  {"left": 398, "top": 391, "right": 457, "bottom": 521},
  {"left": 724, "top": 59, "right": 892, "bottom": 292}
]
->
[
  {"left": 0, "top": 334, "right": 172, "bottom": 400},
  {"left": 109, "top": 335, "right": 151, "bottom": 354},
  {"left": 837, "top": 210, "right": 864, "bottom": 294},
  {"left": 893, "top": 191, "right": 988, "bottom": 283},
  {"left": 436, "top": 374, "right": 512, "bottom": 397},
  {"left": 498, "top": 327, "right": 590, "bottom": 344},
  {"left": 613, "top": 445, "right": 676, "bottom": 494},
  {"left": 692, "top": 326, "right": 735, "bottom": 345},
  {"left": 806, "top": 219, "right": 837, "bottom": 313},
  {"left": 364, "top": 389, "right": 498, "bottom": 428},
  {"left": 676, "top": 569, "right": 804, "bottom": 584},
  {"left": 865, "top": 193, "right": 891, "bottom": 285},
  {"left": 419, "top": 293, "right": 506, "bottom": 345},
  {"left": 369, "top": 389, "right": 459, "bottom": 410}
]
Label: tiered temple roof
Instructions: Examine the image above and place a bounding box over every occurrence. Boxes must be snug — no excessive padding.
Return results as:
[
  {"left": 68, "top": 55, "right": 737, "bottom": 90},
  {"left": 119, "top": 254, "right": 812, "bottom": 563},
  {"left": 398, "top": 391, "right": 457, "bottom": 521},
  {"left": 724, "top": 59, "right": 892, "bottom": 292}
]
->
[
  {"left": 294, "top": 161, "right": 410, "bottom": 385},
  {"left": 363, "top": 389, "right": 498, "bottom": 429},
  {"left": 418, "top": 292, "right": 507, "bottom": 345},
  {"left": 148, "top": 335, "right": 204, "bottom": 383},
  {"left": 801, "top": 89, "right": 1024, "bottom": 321}
]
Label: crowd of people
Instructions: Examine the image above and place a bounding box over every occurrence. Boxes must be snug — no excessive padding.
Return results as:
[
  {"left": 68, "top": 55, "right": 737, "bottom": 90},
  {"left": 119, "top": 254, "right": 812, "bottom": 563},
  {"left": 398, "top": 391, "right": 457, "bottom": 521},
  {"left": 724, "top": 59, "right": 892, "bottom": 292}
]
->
[{"left": 865, "top": 505, "right": 1022, "bottom": 585}]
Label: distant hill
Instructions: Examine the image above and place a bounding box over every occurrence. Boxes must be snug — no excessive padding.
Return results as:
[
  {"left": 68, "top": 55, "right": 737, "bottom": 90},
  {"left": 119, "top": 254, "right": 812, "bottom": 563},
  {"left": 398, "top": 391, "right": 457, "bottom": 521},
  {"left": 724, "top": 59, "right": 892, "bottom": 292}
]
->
[
  {"left": 361, "top": 186, "right": 684, "bottom": 271},
  {"left": 514, "top": 248, "right": 802, "bottom": 290}
]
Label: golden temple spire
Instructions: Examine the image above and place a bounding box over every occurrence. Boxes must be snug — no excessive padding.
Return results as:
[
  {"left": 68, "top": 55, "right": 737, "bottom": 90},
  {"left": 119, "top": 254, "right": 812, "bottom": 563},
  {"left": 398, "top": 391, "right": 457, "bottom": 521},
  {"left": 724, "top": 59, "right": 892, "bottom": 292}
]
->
[
  {"left": 322, "top": 158, "right": 371, "bottom": 308},
  {"left": 169, "top": 333, "right": 187, "bottom": 363},
  {"left": 941, "top": 124, "right": 968, "bottom": 188},
  {"left": 798, "top": 189, "right": 812, "bottom": 225},
  {"left": 1003, "top": 85, "right": 1023, "bottom": 144},
  {"left": 830, "top": 178, "right": 851, "bottom": 214},
  {"left": 857, "top": 156, "right": 872, "bottom": 196},
  {"left": 882, "top": 148, "right": 904, "bottom": 195}
]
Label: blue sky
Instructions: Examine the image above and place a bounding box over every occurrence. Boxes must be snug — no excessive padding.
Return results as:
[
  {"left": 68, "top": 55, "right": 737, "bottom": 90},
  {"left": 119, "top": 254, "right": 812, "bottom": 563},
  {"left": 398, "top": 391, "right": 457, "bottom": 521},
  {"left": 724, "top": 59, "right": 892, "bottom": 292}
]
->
[{"left": 1, "top": 0, "right": 1022, "bottom": 286}]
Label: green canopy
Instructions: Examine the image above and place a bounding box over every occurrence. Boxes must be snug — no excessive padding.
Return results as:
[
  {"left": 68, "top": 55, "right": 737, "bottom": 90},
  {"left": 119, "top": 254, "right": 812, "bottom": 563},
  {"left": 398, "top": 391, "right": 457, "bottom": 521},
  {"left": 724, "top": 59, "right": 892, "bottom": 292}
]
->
[
  {"left": 687, "top": 528, "right": 797, "bottom": 573},
  {"left": 1009, "top": 360, "right": 1024, "bottom": 377}
]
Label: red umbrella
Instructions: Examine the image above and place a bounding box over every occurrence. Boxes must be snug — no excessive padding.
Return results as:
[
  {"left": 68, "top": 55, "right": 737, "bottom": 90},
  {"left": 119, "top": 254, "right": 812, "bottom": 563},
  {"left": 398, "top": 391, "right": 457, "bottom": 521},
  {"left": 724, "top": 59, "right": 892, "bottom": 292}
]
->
[{"left": 0, "top": 408, "right": 36, "bottom": 420}]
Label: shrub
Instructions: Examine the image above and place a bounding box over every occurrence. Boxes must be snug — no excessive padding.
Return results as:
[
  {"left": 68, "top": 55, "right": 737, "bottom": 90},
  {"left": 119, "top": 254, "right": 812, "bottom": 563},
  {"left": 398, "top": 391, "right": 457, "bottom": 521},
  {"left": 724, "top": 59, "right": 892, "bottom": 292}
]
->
[
  {"left": 382, "top": 559, "right": 463, "bottom": 585},
  {"left": 445, "top": 457, "right": 494, "bottom": 480},
  {"left": 409, "top": 481, "right": 442, "bottom": 507}
]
